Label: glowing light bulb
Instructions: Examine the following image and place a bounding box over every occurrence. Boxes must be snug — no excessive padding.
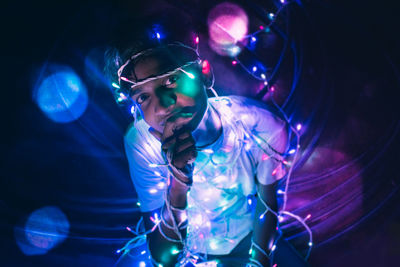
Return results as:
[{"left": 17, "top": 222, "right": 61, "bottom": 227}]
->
[
  {"left": 154, "top": 171, "right": 161, "bottom": 176},
  {"left": 209, "top": 240, "right": 218, "bottom": 250},
  {"left": 251, "top": 36, "right": 256, "bottom": 42},
  {"left": 296, "top": 124, "right": 302, "bottom": 131},
  {"left": 116, "top": 249, "right": 121, "bottom": 254},
  {"left": 149, "top": 188, "right": 158, "bottom": 194},
  {"left": 139, "top": 261, "right": 146, "bottom": 267},
  {"left": 268, "top": 13, "right": 275, "bottom": 19},
  {"left": 264, "top": 81, "right": 268, "bottom": 86},
  {"left": 126, "top": 226, "right": 132, "bottom": 232},
  {"left": 261, "top": 73, "right": 266, "bottom": 80},
  {"left": 259, "top": 214, "right": 265, "bottom": 220},
  {"left": 252, "top": 66, "right": 257, "bottom": 72},
  {"left": 180, "top": 68, "right": 195, "bottom": 79},
  {"left": 245, "top": 142, "right": 252, "bottom": 151},
  {"left": 156, "top": 32, "right": 161, "bottom": 39},
  {"left": 288, "top": 149, "right": 296, "bottom": 154},
  {"left": 171, "top": 248, "right": 180, "bottom": 255},
  {"left": 232, "top": 60, "right": 238, "bottom": 65},
  {"left": 249, "top": 248, "right": 253, "bottom": 255},
  {"left": 259, "top": 25, "right": 264, "bottom": 30},
  {"left": 111, "top": 82, "right": 120, "bottom": 89},
  {"left": 248, "top": 198, "right": 252, "bottom": 205},
  {"left": 308, "top": 242, "right": 313, "bottom": 247},
  {"left": 280, "top": 0, "right": 285, "bottom": 3},
  {"left": 277, "top": 189, "right": 284, "bottom": 194},
  {"left": 157, "top": 182, "right": 166, "bottom": 189},
  {"left": 305, "top": 214, "right": 312, "bottom": 220},
  {"left": 180, "top": 212, "right": 187, "bottom": 221},
  {"left": 141, "top": 250, "right": 146, "bottom": 255},
  {"left": 202, "top": 149, "right": 214, "bottom": 154},
  {"left": 137, "top": 202, "right": 141, "bottom": 207},
  {"left": 229, "top": 46, "right": 241, "bottom": 56},
  {"left": 149, "top": 163, "right": 158, "bottom": 167},
  {"left": 271, "top": 244, "right": 276, "bottom": 251},
  {"left": 195, "top": 36, "right": 200, "bottom": 44}
]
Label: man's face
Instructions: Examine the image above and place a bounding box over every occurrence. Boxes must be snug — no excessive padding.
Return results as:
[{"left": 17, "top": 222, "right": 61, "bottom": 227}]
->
[{"left": 127, "top": 53, "right": 208, "bottom": 134}]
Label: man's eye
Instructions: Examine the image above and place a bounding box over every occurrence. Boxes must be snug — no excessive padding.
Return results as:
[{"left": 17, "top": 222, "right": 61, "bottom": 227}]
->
[
  {"left": 136, "top": 94, "right": 149, "bottom": 105},
  {"left": 165, "top": 76, "right": 179, "bottom": 86}
]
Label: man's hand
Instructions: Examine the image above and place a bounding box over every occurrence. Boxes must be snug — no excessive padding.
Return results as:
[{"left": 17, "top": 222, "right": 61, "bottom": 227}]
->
[{"left": 149, "top": 116, "right": 197, "bottom": 183}]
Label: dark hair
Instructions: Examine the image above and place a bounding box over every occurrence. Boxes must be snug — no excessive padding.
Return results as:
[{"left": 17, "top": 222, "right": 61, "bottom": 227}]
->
[{"left": 104, "top": 12, "right": 197, "bottom": 104}]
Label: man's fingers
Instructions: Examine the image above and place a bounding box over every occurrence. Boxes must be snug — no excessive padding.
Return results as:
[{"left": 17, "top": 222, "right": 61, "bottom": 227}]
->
[
  {"left": 175, "top": 136, "right": 195, "bottom": 153},
  {"left": 162, "top": 115, "right": 193, "bottom": 140},
  {"left": 172, "top": 146, "right": 197, "bottom": 169},
  {"left": 161, "top": 136, "right": 176, "bottom": 151}
]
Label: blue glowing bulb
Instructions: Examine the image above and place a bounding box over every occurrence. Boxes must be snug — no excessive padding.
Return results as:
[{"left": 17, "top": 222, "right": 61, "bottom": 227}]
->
[
  {"left": 251, "top": 36, "right": 257, "bottom": 42},
  {"left": 156, "top": 32, "right": 161, "bottom": 39},
  {"left": 252, "top": 66, "right": 257, "bottom": 72}
]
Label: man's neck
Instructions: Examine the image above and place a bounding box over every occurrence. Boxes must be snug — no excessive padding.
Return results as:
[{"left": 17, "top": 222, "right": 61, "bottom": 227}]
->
[{"left": 192, "top": 102, "right": 222, "bottom": 148}]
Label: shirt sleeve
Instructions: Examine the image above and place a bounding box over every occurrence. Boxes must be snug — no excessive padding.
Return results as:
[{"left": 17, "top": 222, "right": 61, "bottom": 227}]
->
[
  {"left": 253, "top": 106, "right": 288, "bottom": 185},
  {"left": 230, "top": 96, "right": 288, "bottom": 185},
  {"left": 124, "top": 125, "right": 166, "bottom": 212}
]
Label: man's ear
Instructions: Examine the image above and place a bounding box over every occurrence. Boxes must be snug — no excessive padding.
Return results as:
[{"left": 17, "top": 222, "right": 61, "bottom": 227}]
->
[{"left": 200, "top": 60, "right": 214, "bottom": 88}]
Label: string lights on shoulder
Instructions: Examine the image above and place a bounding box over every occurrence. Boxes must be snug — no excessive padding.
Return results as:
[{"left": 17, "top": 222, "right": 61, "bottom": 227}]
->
[{"left": 112, "top": 1, "right": 313, "bottom": 266}]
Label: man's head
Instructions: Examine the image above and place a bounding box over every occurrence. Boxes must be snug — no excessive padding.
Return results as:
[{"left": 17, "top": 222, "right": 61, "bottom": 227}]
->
[{"left": 117, "top": 44, "right": 210, "bottom": 133}]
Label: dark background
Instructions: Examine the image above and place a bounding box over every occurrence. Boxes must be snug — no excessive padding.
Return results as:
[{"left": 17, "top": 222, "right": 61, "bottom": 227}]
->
[{"left": 1, "top": 0, "right": 400, "bottom": 266}]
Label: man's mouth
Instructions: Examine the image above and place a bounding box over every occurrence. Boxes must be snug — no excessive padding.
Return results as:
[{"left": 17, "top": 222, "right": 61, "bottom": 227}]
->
[{"left": 160, "top": 106, "right": 196, "bottom": 126}]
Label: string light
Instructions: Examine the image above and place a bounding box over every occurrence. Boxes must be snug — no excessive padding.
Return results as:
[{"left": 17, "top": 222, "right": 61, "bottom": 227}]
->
[
  {"left": 268, "top": 13, "right": 275, "bottom": 19},
  {"left": 111, "top": 82, "right": 120, "bottom": 89},
  {"left": 171, "top": 248, "right": 180, "bottom": 255},
  {"left": 116, "top": 2, "right": 315, "bottom": 262},
  {"left": 156, "top": 32, "right": 161, "bottom": 39},
  {"left": 179, "top": 68, "right": 195, "bottom": 79}
]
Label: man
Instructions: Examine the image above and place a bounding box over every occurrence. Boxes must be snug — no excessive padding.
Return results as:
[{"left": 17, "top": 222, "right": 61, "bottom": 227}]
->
[{"left": 109, "top": 42, "right": 307, "bottom": 266}]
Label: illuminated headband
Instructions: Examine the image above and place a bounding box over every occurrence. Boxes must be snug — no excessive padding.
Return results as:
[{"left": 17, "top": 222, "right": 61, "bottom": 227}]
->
[{"left": 117, "top": 42, "right": 201, "bottom": 89}]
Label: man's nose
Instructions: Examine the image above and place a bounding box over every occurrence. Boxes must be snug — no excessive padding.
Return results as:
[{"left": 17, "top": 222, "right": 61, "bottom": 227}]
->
[{"left": 155, "top": 86, "right": 177, "bottom": 113}]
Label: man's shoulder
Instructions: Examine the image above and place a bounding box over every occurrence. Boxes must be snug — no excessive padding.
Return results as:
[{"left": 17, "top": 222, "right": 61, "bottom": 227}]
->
[
  {"left": 210, "top": 95, "right": 284, "bottom": 129},
  {"left": 124, "top": 119, "right": 150, "bottom": 146}
]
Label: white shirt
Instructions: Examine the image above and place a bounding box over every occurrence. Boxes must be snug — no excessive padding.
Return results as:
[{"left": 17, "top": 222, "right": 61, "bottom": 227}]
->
[{"left": 124, "top": 96, "right": 287, "bottom": 255}]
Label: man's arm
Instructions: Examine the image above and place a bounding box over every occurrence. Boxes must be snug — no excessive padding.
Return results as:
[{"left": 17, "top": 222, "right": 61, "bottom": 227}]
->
[
  {"left": 141, "top": 121, "right": 196, "bottom": 267},
  {"left": 250, "top": 181, "right": 279, "bottom": 266},
  {"left": 141, "top": 176, "right": 189, "bottom": 267}
]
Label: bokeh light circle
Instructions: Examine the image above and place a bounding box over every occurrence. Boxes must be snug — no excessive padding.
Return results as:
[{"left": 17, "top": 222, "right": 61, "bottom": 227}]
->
[
  {"left": 207, "top": 2, "right": 248, "bottom": 56},
  {"left": 14, "top": 206, "right": 70, "bottom": 256},
  {"left": 33, "top": 65, "right": 89, "bottom": 123}
]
